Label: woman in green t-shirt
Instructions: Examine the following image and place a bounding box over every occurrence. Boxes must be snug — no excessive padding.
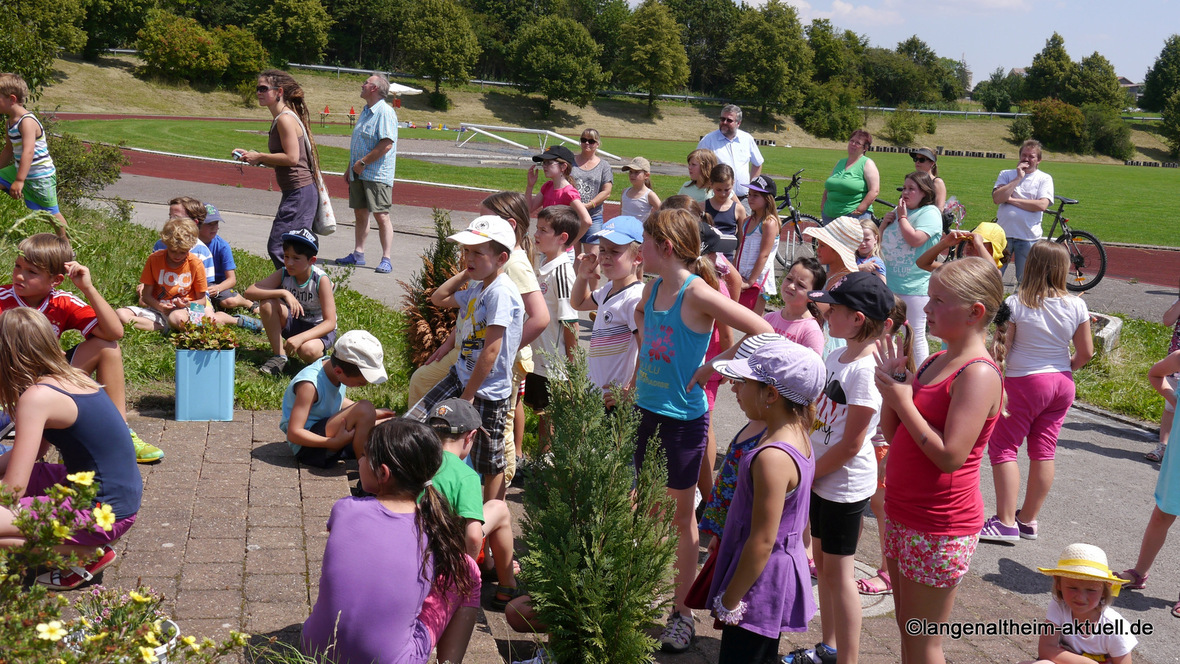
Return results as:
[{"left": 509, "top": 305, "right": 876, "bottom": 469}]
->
[{"left": 821, "top": 129, "right": 880, "bottom": 223}]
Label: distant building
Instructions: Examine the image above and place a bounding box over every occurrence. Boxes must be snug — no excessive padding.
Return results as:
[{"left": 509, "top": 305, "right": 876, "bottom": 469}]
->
[
  {"left": 1008, "top": 67, "right": 1027, "bottom": 77},
  {"left": 1118, "top": 76, "right": 1142, "bottom": 99}
]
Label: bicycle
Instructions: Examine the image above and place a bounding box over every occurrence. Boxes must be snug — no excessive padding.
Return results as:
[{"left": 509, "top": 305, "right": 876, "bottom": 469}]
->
[
  {"left": 1042, "top": 196, "right": 1106, "bottom": 292},
  {"left": 774, "top": 169, "right": 822, "bottom": 269}
]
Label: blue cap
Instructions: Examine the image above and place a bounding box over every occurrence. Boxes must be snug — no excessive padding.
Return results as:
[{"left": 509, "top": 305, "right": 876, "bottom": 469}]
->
[
  {"left": 203, "top": 204, "right": 223, "bottom": 224},
  {"left": 281, "top": 228, "right": 319, "bottom": 254},
  {"left": 586, "top": 216, "right": 643, "bottom": 245}
]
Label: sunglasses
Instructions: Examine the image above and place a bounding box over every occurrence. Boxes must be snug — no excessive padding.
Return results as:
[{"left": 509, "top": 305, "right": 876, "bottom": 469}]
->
[
  {"left": 580, "top": 138, "right": 598, "bottom": 144},
  {"left": 256, "top": 85, "right": 275, "bottom": 93},
  {"left": 719, "top": 117, "right": 737, "bottom": 124},
  {"left": 912, "top": 156, "right": 930, "bottom": 164}
]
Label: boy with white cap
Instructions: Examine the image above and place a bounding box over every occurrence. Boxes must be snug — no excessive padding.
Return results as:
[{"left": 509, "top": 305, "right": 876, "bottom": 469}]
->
[
  {"left": 409, "top": 215, "right": 525, "bottom": 502},
  {"left": 280, "top": 329, "right": 395, "bottom": 467}
]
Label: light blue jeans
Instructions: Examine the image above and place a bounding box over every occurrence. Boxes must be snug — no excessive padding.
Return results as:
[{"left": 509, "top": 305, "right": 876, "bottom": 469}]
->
[{"left": 1004, "top": 238, "right": 1037, "bottom": 283}]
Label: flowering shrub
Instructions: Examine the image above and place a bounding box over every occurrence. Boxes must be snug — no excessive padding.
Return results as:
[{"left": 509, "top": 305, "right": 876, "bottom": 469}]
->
[{"left": 0, "top": 474, "right": 247, "bottom": 662}]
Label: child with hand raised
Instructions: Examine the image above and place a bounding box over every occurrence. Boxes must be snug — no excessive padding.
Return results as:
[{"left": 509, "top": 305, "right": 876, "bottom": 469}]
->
[{"left": 526, "top": 146, "right": 593, "bottom": 251}]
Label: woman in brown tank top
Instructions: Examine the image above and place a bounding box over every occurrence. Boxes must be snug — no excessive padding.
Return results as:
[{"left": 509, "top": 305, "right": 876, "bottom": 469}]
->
[{"left": 233, "top": 70, "right": 322, "bottom": 269}]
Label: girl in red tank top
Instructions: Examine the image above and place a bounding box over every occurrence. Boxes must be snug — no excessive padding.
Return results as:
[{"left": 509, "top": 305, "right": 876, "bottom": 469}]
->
[{"left": 873, "top": 257, "right": 1006, "bottom": 664}]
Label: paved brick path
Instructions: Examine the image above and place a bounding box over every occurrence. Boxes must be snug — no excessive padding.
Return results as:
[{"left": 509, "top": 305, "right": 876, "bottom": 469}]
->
[{"left": 74, "top": 410, "right": 1160, "bottom": 664}]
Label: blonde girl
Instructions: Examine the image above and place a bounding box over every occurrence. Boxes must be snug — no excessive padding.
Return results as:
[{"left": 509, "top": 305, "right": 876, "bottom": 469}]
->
[
  {"left": 233, "top": 69, "right": 321, "bottom": 270},
  {"left": 705, "top": 163, "right": 746, "bottom": 247},
  {"left": 0, "top": 308, "right": 140, "bottom": 590},
  {"left": 982, "top": 241, "right": 1092, "bottom": 543},
  {"left": 680, "top": 148, "right": 722, "bottom": 203},
  {"left": 856, "top": 218, "right": 886, "bottom": 279},
  {"left": 620, "top": 156, "right": 660, "bottom": 222},
  {"left": 1022, "top": 543, "right": 1135, "bottom": 664},
  {"left": 635, "top": 208, "right": 773, "bottom": 652},
  {"left": 874, "top": 257, "right": 1005, "bottom": 664},
  {"left": 735, "top": 175, "right": 781, "bottom": 316}
]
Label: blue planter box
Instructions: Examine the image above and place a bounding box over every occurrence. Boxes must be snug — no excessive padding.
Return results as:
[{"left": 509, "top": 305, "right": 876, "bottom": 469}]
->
[{"left": 175, "top": 349, "right": 236, "bottom": 421}]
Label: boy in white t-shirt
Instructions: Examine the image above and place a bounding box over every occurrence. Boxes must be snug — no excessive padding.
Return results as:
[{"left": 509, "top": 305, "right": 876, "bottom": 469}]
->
[
  {"left": 992, "top": 139, "right": 1054, "bottom": 282},
  {"left": 803, "top": 271, "right": 893, "bottom": 664},
  {"left": 410, "top": 215, "right": 525, "bottom": 502},
  {"left": 524, "top": 205, "right": 581, "bottom": 450},
  {"left": 571, "top": 216, "right": 645, "bottom": 409}
]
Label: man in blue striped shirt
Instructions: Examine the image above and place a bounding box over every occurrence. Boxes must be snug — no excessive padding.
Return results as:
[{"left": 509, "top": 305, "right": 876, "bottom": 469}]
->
[{"left": 336, "top": 75, "right": 398, "bottom": 274}]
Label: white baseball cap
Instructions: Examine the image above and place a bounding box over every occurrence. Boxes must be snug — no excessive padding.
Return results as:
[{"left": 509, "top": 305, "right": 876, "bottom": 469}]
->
[
  {"left": 448, "top": 215, "right": 516, "bottom": 251},
  {"left": 333, "top": 330, "right": 388, "bottom": 385}
]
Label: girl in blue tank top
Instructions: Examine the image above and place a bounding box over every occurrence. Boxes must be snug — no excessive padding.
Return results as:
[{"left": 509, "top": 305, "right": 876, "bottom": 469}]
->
[
  {"left": 635, "top": 207, "right": 774, "bottom": 652},
  {"left": 0, "top": 308, "right": 141, "bottom": 590}
]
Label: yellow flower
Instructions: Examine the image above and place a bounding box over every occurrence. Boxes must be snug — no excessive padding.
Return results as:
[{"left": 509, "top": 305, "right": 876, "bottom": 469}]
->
[
  {"left": 129, "top": 590, "right": 151, "bottom": 603},
  {"left": 50, "top": 519, "right": 71, "bottom": 540},
  {"left": 182, "top": 635, "right": 201, "bottom": 652},
  {"left": 143, "top": 631, "right": 161, "bottom": 647},
  {"left": 36, "top": 620, "right": 66, "bottom": 641},
  {"left": 67, "top": 471, "right": 95, "bottom": 486},
  {"left": 93, "top": 503, "right": 116, "bottom": 531},
  {"left": 85, "top": 631, "right": 108, "bottom": 643},
  {"left": 139, "top": 646, "right": 159, "bottom": 663}
]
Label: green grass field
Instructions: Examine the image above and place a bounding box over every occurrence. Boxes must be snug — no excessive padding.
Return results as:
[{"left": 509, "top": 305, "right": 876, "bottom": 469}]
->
[{"left": 59, "top": 117, "right": 1180, "bottom": 246}]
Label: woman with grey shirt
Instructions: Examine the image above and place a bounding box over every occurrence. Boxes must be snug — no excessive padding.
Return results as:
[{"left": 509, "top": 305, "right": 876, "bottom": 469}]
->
[{"left": 571, "top": 128, "right": 613, "bottom": 256}]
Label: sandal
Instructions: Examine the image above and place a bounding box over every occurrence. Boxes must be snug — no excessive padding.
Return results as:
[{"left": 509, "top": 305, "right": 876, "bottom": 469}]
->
[
  {"left": 36, "top": 545, "right": 116, "bottom": 590},
  {"left": 1172, "top": 593, "right": 1180, "bottom": 619},
  {"left": 1115, "top": 568, "right": 1148, "bottom": 590},
  {"left": 808, "top": 558, "right": 817, "bottom": 579},
  {"left": 481, "top": 558, "right": 523, "bottom": 582},
  {"left": 1147, "top": 443, "right": 1167, "bottom": 463},
  {"left": 489, "top": 583, "right": 527, "bottom": 612},
  {"left": 857, "top": 569, "right": 893, "bottom": 596}
]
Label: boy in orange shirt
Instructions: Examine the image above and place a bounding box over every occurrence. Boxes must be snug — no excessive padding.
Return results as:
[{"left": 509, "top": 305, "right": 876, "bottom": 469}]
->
[{"left": 116, "top": 217, "right": 210, "bottom": 332}]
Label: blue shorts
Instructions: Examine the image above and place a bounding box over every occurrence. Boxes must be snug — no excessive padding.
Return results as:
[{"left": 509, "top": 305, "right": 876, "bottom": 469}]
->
[
  {"left": 580, "top": 209, "right": 604, "bottom": 244},
  {"left": 282, "top": 316, "right": 337, "bottom": 350}
]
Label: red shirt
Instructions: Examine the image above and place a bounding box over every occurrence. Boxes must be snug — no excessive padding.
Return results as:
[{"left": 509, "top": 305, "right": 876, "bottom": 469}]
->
[
  {"left": 884, "top": 353, "right": 1002, "bottom": 536},
  {"left": 0, "top": 284, "right": 98, "bottom": 339}
]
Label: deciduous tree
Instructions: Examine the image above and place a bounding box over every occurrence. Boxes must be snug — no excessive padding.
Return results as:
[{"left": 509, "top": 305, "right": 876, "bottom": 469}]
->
[
  {"left": 1068, "top": 52, "right": 1127, "bottom": 110},
  {"left": 509, "top": 16, "right": 605, "bottom": 115},
  {"left": 250, "top": 0, "right": 333, "bottom": 65},
  {"left": 665, "top": 0, "right": 741, "bottom": 95},
  {"left": 1025, "top": 32, "right": 1078, "bottom": 101},
  {"left": 397, "top": 0, "right": 480, "bottom": 103},
  {"left": 1141, "top": 34, "right": 1180, "bottom": 112},
  {"left": 616, "top": 0, "right": 689, "bottom": 114},
  {"left": 0, "top": 12, "right": 56, "bottom": 100},
  {"left": 722, "top": 0, "right": 813, "bottom": 120}
]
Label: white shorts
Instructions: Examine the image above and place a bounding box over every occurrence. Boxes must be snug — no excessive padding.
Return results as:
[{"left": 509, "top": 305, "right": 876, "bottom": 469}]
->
[{"left": 124, "top": 305, "right": 168, "bottom": 329}]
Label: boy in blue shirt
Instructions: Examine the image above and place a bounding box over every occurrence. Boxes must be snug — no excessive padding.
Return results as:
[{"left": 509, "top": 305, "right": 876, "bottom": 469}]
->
[
  {"left": 408, "top": 215, "right": 525, "bottom": 502},
  {"left": 280, "top": 329, "right": 395, "bottom": 466}
]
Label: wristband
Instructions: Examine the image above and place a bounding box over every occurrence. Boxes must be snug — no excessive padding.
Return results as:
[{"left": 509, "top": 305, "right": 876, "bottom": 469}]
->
[{"left": 713, "top": 595, "right": 748, "bottom": 626}]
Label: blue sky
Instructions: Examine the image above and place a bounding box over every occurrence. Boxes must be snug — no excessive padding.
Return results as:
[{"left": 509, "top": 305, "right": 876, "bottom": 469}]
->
[{"left": 769, "top": 0, "right": 1178, "bottom": 86}]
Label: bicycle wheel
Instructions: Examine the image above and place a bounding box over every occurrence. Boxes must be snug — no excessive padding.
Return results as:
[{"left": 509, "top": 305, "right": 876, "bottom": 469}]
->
[
  {"left": 1055, "top": 229, "right": 1106, "bottom": 292},
  {"left": 776, "top": 213, "right": 821, "bottom": 269}
]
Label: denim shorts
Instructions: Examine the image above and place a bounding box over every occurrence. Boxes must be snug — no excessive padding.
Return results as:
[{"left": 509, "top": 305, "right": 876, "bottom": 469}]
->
[{"left": 580, "top": 210, "right": 605, "bottom": 244}]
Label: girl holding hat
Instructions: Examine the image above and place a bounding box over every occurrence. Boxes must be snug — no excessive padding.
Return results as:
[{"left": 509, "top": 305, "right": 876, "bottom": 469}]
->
[{"left": 1021, "top": 543, "right": 1136, "bottom": 664}]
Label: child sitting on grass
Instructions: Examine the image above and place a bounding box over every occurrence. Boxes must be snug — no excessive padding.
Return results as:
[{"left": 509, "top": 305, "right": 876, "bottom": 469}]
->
[
  {"left": 193, "top": 203, "right": 257, "bottom": 315},
  {"left": 116, "top": 217, "right": 210, "bottom": 332},
  {"left": 525, "top": 205, "right": 581, "bottom": 451},
  {"left": 279, "top": 329, "right": 394, "bottom": 467},
  {"left": 427, "top": 398, "right": 522, "bottom": 616},
  {"left": 244, "top": 228, "right": 337, "bottom": 377}
]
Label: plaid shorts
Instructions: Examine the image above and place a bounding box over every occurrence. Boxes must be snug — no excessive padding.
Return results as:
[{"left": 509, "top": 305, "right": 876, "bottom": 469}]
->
[{"left": 410, "top": 367, "right": 509, "bottom": 475}]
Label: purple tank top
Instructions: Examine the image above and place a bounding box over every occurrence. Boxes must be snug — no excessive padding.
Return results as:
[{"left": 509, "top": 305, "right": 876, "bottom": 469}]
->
[{"left": 707, "top": 440, "right": 816, "bottom": 638}]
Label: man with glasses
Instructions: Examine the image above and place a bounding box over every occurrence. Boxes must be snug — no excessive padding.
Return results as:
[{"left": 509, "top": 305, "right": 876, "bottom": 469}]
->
[
  {"left": 337, "top": 74, "right": 398, "bottom": 274},
  {"left": 696, "top": 104, "right": 764, "bottom": 212}
]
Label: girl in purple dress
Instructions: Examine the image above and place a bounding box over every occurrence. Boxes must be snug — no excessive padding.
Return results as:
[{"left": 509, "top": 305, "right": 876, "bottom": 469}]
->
[{"left": 708, "top": 339, "right": 827, "bottom": 663}]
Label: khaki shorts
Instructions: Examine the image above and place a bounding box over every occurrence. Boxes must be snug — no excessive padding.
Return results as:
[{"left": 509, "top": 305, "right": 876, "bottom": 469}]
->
[{"left": 348, "top": 178, "right": 392, "bottom": 214}]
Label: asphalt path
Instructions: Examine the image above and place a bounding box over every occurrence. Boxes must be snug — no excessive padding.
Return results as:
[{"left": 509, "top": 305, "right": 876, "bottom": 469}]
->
[{"left": 101, "top": 172, "right": 1180, "bottom": 662}]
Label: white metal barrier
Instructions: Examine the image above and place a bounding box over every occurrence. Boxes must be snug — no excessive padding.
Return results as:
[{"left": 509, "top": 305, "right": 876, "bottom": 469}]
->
[{"left": 457, "top": 123, "right": 622, "bottom": 161}]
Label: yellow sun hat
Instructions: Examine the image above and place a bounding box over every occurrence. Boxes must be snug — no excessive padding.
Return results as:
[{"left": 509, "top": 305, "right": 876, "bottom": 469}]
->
[{"left": 1036, "top": 543, "right": 1124, "bottom": 596}]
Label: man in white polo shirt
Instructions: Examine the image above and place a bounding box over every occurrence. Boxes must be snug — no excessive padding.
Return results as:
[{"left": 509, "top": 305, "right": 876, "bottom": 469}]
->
[
  {"left": 992, "top": 139, "right": 1054, "bottom": 282},
  {"left": 697, "top": 104, "right": 764, "bottom": 211}
]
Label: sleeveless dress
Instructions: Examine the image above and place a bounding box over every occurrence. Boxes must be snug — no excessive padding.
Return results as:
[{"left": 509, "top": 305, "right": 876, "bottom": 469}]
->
[
  {"left": 707, "top": 441, "right": 816, "bottom": 636},
  {"left": 735, "top": 215, "right": 779, "bottom": 293}
]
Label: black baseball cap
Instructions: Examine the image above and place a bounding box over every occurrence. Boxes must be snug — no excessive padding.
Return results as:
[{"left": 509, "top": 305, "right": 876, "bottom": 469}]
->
[
  {"left": 808, "top": 271, "right": 893, "bottom": 321},
  {"left": 428, "top": 398, "right": 484, "bottom": 435},
  {"left": 281, "top": 228, "right": 319, "bottom": 255},
  {"left": 699, "top": 220, "right": 737, "bottom": 256},
  {"left": 532, "top": 145, "right": 577, "bottom": 165},
  {"left": 747, "top": 175, "right": 777, "bottom": 198}
]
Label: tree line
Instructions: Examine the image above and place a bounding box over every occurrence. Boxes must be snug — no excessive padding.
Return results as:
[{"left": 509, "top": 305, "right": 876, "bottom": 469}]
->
[{"left": 6, "top": 0, "right": 1180, "bottom": 157}]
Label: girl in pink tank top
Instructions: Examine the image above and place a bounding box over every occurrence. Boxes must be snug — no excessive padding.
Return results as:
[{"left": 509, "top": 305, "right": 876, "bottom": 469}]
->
[{"left": 873, "top": 257, "right": 1005, "bottom": 664}]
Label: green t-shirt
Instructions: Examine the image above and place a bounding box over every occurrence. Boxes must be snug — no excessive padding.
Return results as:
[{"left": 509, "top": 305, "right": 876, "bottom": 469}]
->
[
  {"left": 822, "top": 156, "right": 869, "bottom": 218},
  {"left": 430, "top": 451, "right": 485, "bottom": 523}
]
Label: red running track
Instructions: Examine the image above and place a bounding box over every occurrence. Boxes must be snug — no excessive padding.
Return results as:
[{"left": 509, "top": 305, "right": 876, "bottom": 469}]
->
[{"left": 119, "top": 148, "right": 1179, "bottom": 287}]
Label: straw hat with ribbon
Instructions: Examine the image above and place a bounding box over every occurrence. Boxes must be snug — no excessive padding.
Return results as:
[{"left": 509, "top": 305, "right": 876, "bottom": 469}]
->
[
  {"left": 803, "top": 216, "right": 861, "bottom": 274},
  {"left": 1036, "top": 543, "right": 1124, "bottom": 596}
]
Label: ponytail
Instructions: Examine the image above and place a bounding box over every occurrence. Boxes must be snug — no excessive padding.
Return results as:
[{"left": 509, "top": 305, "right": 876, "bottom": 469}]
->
[
  {"left": 418, "top": 485, "right": 477, "bottom": 598},
  {"left": 692, "top": 255, "right": 720, "bottom": 290},
  {"left": 261, "top": 69, "right": 321, "bottom": 176}
]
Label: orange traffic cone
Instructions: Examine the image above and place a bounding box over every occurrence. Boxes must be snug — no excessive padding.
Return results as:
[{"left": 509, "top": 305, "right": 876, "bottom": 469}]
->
[
  {"left": 323, "top": 105, "right": 329, "bottom": 114},
  {"left": 349, "top": 106, "right": 356, "bottom": 116}
]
